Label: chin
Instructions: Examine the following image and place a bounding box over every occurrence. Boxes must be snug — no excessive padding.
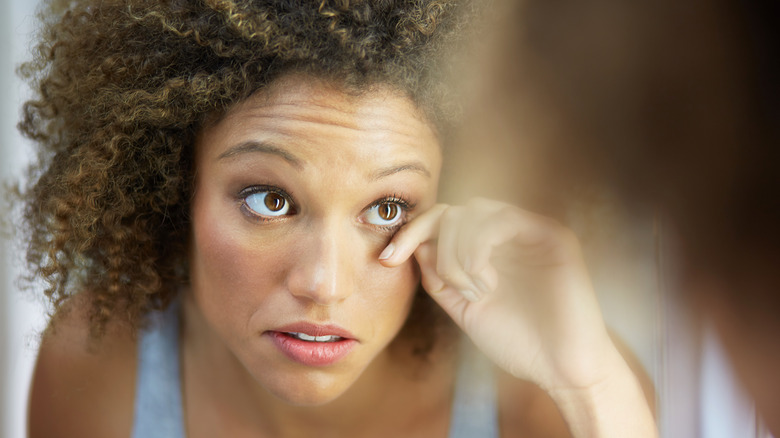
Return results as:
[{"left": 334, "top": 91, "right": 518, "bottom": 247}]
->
[{"left": 261, "top": 370, "right": 359, "bottom": 406}]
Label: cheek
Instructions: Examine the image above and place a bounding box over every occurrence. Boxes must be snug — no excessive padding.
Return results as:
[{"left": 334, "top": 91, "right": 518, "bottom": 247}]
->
[
  {"left": 356, "top": 257, "right": 420, "bottom": 334},
  {"left": 189, "top": 197, "right": 291, "bottom": 329}
]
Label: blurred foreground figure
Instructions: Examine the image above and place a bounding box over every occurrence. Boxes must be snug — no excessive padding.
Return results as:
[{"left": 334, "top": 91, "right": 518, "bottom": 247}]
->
[{"left": 456, "top": 0, "right": 779, "bottom": 433}]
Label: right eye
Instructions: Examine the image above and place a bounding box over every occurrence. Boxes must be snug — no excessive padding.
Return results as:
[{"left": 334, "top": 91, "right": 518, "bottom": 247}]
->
[{"left": 243, "top": 189, "right": 293, "bottom": 219}]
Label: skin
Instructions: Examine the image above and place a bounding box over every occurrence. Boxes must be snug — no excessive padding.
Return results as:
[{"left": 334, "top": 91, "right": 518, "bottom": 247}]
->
[
  {"left": 382, "top": 199, "right": 658, "bottom": 437},
  {"left": 28, "top": 73, "right": 656, "bottom": 438},
  {"left": 186, "top": 74, "right": 442, "bottom": 406},
  {"left": 181, "top": 74, "right": 456, "bottom": 436}
]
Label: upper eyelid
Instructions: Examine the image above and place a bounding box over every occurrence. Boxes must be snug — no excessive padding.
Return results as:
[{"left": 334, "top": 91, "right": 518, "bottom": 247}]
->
[
  {"left": 366, "top": 195, "right": 416, "bottom": 211},
  {"left": 239, "top": 184, "right": 291, "bottom": 198},
  {"left": 239, "top": 185, "right": 296, "bottom": 206}
]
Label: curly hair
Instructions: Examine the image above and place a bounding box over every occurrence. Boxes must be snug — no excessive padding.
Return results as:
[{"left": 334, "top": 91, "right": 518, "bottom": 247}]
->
[{"left": 18, "top": 0, "right": 469, "bottom": 343}]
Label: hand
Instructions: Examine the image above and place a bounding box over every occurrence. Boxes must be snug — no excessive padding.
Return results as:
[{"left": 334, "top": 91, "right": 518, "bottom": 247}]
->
[
  {"left": 380, "top": 198, "right": 619, "bottom": 391},
  {"left": 381, "top": 198, "right": 657, "bottom": 437}
]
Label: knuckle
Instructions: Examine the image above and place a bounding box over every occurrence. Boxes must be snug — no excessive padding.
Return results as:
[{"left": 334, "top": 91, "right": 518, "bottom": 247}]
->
[
  {"left": 468, "top": 197, "right": 503, "bottom": 211},
  {"left": 440, "top": 205, "right": 462, "bottom": 222},
  {"left": 436, "top": 268, "right": 455, "bottom": 283},
  {"left": 436, "top": 260, "right": 459, "bottom": 283},
  {"left": 538, "top": 218, "right": 581, "bottom": 254},
  {"left": 496, "top": 204, "right": 522, "bottom": 223},
  {"left": 427, "top": 203, "right": 449, "bottom": 220},
  {"left": 539, "top": 216, "right": 573, "bottom": 241},
  {"left": 466, "top": 197, "right": 484, "bottom": 209},
  {"left": 556, "top": 226, "right": 581, "bottom": 249},
  {"left": 433, "top": 203, "right": 450, "bottom": 213}
]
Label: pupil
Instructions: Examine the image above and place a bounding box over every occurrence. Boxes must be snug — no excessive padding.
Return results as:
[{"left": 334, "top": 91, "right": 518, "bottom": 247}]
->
[
  {"left": 379, "top": 203, "right": 398, "bottom": 221},
  {"left": 265, "top": 193, "right": 284, "bottom": 211}
]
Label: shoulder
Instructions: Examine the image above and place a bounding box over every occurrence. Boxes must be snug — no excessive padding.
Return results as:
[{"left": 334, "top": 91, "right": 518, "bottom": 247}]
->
[
  {"left": 497, "top": 333, "right": 656, "bottom": 438},
  {"left": 28, "top": 296, "right": 138, "bottom": 438},
  {"left": 497, "top": 372, "right": 571, "bottom": 438}
]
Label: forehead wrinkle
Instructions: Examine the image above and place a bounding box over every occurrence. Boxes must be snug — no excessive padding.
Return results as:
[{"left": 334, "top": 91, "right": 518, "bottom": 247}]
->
[
  {"left": 369, "top": 163, "right": 431, "bottom": 181},
  {"left": 216, "top": 140, "right": 305, "bottom": 169},
  {"left": 241, "top": 99, "right": 432, "bottom": 138}
]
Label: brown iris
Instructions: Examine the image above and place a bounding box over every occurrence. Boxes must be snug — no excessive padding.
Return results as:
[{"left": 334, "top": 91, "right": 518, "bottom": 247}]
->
[
  {"left": 378, "top": 203, "right": 399, "bottom": 221},
  {"left": 264, "top": 193, "right": 286, "bottom": 211}
]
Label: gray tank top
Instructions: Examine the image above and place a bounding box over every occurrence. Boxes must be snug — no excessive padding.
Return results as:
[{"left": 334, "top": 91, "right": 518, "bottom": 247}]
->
[{"left": 131, "top": 303, "right": 499, "bottom": 438}]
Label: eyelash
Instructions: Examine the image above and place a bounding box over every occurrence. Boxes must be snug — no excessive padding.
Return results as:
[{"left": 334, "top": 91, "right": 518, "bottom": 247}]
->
[
  {"left": 237, "top": 186, "right": 416, "bottom": 231},
  {"left": 366, "top": 193, "right": 416, "bottom": 232}
]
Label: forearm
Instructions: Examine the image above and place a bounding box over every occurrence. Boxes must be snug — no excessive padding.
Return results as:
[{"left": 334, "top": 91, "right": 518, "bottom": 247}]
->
[{"left": 546, "top": 351, "right": 657, "bottom": 438}]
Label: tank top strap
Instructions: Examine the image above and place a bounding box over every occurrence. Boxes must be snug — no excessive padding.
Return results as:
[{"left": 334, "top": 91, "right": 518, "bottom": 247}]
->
[
  {"left": 131, "top": 301, "right": 185, "bottom": 438},
  {"left": 448, "top": 343, "right": 500, "bottom": 438},
  {"left": 130, "top": 304, "right": 499, "bottom": 438}
]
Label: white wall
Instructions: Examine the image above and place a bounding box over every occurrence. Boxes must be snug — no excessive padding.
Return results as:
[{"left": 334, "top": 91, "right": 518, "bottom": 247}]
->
[{"left": 1, "top": 1, "right": 46, "bottom": 437}]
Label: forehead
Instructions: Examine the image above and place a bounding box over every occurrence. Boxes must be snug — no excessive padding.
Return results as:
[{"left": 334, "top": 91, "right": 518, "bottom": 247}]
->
[{"left": 195, "top": 75, "right": 442, "bottom": 172}]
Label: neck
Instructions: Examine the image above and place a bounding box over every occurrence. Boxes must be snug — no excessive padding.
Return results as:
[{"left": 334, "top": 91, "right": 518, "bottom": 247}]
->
[{"left": 180, "top": 294, "right": 456, "bottom": 437}]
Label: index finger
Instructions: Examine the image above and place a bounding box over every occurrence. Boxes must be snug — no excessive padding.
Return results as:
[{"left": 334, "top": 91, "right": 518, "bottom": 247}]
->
[{"left": 378, "top": 203, "right": 449, "bottom": 267}]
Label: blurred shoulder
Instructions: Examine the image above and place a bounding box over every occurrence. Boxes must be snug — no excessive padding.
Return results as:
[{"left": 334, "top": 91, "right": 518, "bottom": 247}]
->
[
  {"left": 497, "top": 372, "right": 571, "bottom": 438},
  {"left": 28, "top": 295, "right": 138, "bottom": 438}
]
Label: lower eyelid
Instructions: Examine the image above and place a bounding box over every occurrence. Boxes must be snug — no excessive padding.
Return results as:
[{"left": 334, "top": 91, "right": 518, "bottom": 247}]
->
[
  {"left": 381, "top": 212, "right": 409, "bottom": 231},
  {"left": 239, "top": 203, "right": 273, "bottom": 221},
  {"left": 239, "top": 201, "right": 295, "bottom": 222}
]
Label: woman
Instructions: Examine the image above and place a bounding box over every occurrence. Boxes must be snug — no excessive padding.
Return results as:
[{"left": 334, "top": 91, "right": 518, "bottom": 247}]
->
[{"left": 21, "top": 0, "right": 655, "bottom": 437}]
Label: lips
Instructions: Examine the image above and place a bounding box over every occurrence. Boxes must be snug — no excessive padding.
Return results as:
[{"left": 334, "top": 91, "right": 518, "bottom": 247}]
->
[
  {"left": 266, "top": 322, "right": 358, "bottom": 367},
  {"left": 286, "top": 332, "right": 343, "bottom": 342}
]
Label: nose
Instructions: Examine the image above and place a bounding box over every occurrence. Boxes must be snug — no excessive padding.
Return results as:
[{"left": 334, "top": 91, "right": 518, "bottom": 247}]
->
[{"left": 286, "top": 220, "right": 358, "bottom": 305}]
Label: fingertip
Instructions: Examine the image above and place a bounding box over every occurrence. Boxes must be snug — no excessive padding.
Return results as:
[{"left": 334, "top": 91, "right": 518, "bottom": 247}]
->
[
  {"left": 379, "top": 243, "right": 412, "bottom": 267},
  {"left": 378, "top": 243, "right": 395, "bottom": 261},
  {"left": 379, "top": 256, "right": 400, "bottom": 268}
]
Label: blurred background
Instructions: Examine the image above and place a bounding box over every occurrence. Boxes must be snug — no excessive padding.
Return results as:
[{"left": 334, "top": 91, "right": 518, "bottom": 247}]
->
[
  {"left": 0, "top": 1, "right": 769, "bottom": 437},
  {"left": 1, "top": 1, "right": 48, "bottom": 437}
]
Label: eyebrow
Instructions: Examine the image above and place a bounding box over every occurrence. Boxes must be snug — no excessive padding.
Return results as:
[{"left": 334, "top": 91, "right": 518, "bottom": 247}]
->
[
  {"left": 216, "top": 141, "right": 304, "bottom": 169},
  {"left": 217, "top": 140, "right": 429, "bottom": 180},
  {"left": 370, "top": 162, "right": 431, "bottom": 181}
]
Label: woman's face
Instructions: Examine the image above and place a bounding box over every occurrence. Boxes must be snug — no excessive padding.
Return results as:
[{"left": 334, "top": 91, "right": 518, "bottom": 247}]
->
[{"left": 189, "top": 75, "right": 441, "bottom": 406}]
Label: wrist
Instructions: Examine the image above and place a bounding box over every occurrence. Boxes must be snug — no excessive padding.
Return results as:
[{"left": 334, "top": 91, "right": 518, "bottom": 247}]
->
[
  {"left": 545, "top": 355, "right": 657, "bottom": 438},
  {"left": 533, "top": 334, "right": 626, "bottom": 394}
]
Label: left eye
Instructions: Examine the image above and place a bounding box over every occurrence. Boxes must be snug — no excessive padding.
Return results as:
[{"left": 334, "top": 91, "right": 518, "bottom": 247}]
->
[
  {"left": 245, "top": 191, "right": 291, "bottom": 217},
  {"left": 362, "top": 202, "right": 405, "bottom": 227}
]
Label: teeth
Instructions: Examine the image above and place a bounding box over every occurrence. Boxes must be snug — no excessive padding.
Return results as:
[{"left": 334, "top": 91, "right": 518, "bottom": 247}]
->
[{"left": 288, "top": 332, "right": 342, "bottom": 342}]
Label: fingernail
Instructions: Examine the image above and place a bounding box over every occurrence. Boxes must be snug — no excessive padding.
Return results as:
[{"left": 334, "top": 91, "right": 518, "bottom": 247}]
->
[
  {"left": 473, "top": 278, "right": 491, "bottom": 295},
  {"left": 459, "top": 289, "right": 480, "bottom": 302},
  {"left": 379, "top": 243, "right": 395, "bottom": 260}
]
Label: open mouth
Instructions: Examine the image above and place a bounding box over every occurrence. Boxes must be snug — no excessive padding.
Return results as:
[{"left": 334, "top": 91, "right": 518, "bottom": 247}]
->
[
  {"left": 268, "top": 330, "right": 357, "bottom": 367},
  {"left": 284, "top": 332, "right": 344, "bottom": 343}
]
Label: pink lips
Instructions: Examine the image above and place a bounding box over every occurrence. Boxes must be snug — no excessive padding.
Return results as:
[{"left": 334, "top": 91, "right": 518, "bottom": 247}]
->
[{"left": 267, "top": 322, "right": 358, "bottom": 367}]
